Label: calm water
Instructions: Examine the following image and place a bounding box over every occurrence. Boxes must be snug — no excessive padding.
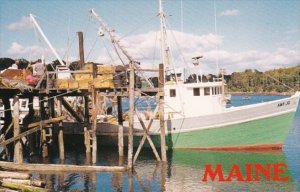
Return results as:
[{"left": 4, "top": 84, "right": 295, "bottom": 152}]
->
[{"left": 31, "top": 95, "right": 300, "bottom": 192}]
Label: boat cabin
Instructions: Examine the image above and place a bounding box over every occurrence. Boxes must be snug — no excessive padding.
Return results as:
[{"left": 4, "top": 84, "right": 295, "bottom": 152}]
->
[{"left": 164, "top": 70, "right": 226, "bottom": 119}]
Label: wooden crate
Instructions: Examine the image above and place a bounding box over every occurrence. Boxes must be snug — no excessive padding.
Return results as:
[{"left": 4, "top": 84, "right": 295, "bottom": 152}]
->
[
  {"left": 94, "top": 75, "right": 114, "bottom": 89},
  {"left": 78, "top": 79, "right": 90, "bottom": 89},
  {"left": 68, "top": 79, "right": 79, "bottom": 89},
  {"left": 74, "top": 74, "right": 92, "bottom": 80},
  {"left": 57, "top": 79, "right": 69, "bottom": 89},
  {"left": 97, "top": 65, "right": 115, "bottom": 73}
]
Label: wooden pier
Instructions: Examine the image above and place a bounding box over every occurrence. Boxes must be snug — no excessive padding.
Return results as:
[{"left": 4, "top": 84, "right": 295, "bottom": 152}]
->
[{"left": 0, "top": 34, "right": 167, "bottom": 173}]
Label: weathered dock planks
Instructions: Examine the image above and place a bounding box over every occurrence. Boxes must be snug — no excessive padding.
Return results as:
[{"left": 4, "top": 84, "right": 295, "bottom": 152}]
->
[{"left": 0, "top": 162, "right": 127, "bottom": 172}]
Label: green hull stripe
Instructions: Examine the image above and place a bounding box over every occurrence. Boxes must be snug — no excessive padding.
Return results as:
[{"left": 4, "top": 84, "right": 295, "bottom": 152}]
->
[{"left": 138, "top": 112, "right": 295, "bottom": 149}]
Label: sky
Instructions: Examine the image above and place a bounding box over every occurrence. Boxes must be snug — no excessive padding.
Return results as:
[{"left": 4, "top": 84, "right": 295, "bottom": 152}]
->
[{"left": 0, "top": 0, "right": 299, "bottom": 73}]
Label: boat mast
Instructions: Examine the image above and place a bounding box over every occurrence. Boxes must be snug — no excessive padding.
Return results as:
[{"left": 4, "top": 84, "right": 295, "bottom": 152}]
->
[
  {"left": 29, "top": 14, "right": 65, "bottom": 66},
  {"left": 159, "top": 0, "right": 178, "bottom": 83},
  {"left": 220, "top": 68, "right": 226, "bottom": 105},
  {"left": 159, "top": 1, "right": 170, "bottom": 71}
]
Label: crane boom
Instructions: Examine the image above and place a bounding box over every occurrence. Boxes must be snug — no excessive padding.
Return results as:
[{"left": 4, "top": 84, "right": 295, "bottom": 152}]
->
[
  {"left": 90, "top": 9, "right": 154, "bottom": 88},
  {"left": 90, "top": 9, "right": 136, "bottom": 64},
  {"left": 29, "top": 14, "right": 65, "bottom": 66}
]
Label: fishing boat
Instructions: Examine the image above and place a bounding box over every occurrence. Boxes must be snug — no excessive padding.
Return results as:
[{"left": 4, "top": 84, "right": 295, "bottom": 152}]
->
[
  {"left": 118, "top": 0, "right": 300, "bottom": 151},
  {"left": 129, "top": 81, "right": 299, "bottom": 150}
]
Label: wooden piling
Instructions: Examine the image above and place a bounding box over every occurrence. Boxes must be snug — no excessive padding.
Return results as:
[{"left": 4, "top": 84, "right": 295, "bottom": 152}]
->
[
  {"left": 58, "top": 126, "right": 65, "bottom": 161},
  {"left": 159, "top": 63, "right": 166, "bottom": 161},
  {"left": 91, "top": 97, "right": 97, "bottom": 164},
  {"left": 160, "top": 162, "right": 166, "bottom": 191},
  {"left": 78, "top": 31, "right": 85, "bottom": 69},
  {"left": 48, "top": 96, "right": 55, "bottom": 119},
  {"left": 127, "top": 62, "right": 135, "bottom": 169},
  {"left": 84, "top": 127, "right": 91, "bottom": 154},
  {"left": 41, "top": 139, "right": 48, "bottom": 158},
  {"left": 39, "top": 95, "right": 48, "bottom": 158},
  {"left": 39, "top": 95, "right": 46, "bottom": 120},
  {"left": 27, "top": 96, "right": 35, "bottom": 157},
  {"left": 91, "top": 64, "right": 97, "bottom": 165},
  {"left": 13, "top": 95, "right": 23, "bottom": 163},
  {"left": 57, "top": 97, "right": 65, "bottom": 161},
  {"left": 46, "top": 97, "right": 53, "bottom": 144},
  {"left": 128, "top": 170, "right": 133, "bottom": 192},
  {"left": 58, "top": 173, "right": 65, "bottom": 191},
  {"left": 91, "top": 172, "right": 97, "bottom": 192},
  {"left": 2, "top": 97, "right": 13, "bottom": 161},
  {"left": 84, "top": 96, "right": 90, "bottom": 124},
  {"left": 117, "top": 96, "right": 124, "bottom": 157}
]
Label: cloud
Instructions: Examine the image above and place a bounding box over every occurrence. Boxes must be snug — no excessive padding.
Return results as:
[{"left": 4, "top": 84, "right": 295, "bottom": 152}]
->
[
  {"left": 7, "top": 42, "right": 48, "bottom": 56},
  {"left": 7, "top": 42, "right": 65, "bottom": 61},
  {"left": 220, "top": 9, "right": 240, "bottom": 16},
  {"left": 204, "top": 48, "right": 299, "bottom": 73},
  {"left": 95, "top": 30, "right": 300, "bottom": 74},
  {"left": 7, "top": 16, "right": 34, "bottom": 30},
  {"left": 96, "top": 30, "right": 223, "bottom": 67},
  {"left": 7, "top": 42, "right": 24, "bottom": 54}
]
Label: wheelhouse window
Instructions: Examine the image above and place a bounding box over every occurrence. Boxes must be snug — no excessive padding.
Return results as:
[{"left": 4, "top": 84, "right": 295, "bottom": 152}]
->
[
  {"left": 204, "top": 87, "right": 210, "bottom": 96},
  {"left": 213, "top": 87, "right": 219, "bottom": 95},
  {"left": 170, "top": 89, "right": 176, "bottom": 97},
  {"left": 193, "top": 88, "right": 200, "bottom": 96}
]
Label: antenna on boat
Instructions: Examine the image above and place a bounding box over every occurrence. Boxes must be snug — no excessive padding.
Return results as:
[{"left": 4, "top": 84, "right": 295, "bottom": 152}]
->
[
  {"left": 214, "top": 0, "right": 219, "bottom": 75},
  {"left": 220, "top": 68, "right": 226, "bottom": 105},
  {"left": 192, "top": 56, "right": 203, "bottom": 83},
  {"left": 29, "top": 14, "right": 65, "bottom": 66}
]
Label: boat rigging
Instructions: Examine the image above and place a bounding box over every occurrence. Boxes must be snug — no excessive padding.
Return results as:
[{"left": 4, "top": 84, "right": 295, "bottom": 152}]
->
[{"left": 90, "top": 9, "right": 154, "bottom": 88}]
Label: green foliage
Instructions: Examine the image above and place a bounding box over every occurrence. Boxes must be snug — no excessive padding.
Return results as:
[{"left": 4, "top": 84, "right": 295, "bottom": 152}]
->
[{"left": 227, "top": 65, "right": 300, "bottom": 93}]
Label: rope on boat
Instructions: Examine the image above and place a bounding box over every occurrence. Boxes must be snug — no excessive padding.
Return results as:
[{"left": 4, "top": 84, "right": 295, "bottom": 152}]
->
[{"left": 262, "top": 72, "right": 295, "bottom": 92}]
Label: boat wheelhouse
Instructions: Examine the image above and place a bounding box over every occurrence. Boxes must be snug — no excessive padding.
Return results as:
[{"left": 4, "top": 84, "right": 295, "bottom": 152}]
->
[{"left": 164, "top": 80, "right": 225, "bottom": 118}]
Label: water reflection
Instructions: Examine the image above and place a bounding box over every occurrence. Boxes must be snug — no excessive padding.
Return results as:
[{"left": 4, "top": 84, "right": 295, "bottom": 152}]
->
[
  {"left": 165, "top": 150, "right": 296, "bottom": 192},
  {"left": 27, "top": 148, "right": 297, "bottom": 192}
]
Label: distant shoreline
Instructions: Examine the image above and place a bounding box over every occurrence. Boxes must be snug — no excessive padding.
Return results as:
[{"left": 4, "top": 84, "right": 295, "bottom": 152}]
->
[{"left": 228, "top": 91, "right": 293, "bottom": 96}]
